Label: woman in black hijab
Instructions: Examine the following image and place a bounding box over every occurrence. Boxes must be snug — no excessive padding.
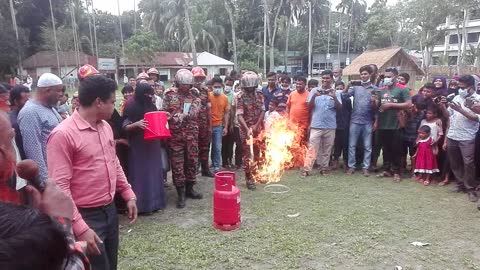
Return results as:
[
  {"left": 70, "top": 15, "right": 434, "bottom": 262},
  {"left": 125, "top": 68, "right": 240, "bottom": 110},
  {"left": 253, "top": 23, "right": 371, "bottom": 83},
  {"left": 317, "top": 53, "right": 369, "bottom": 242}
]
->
[{"left": 123, "top": 83, "right": 166, "bottom": 214}]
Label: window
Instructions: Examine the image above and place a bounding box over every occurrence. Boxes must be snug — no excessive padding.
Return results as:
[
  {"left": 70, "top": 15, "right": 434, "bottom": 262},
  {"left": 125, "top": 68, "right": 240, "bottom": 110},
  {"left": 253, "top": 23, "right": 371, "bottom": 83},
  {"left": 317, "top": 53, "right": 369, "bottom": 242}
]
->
[
  {"left": 449, "top": 34, "right": 462, "bottom": 44},
  {"left": 219, "top": 68, "right": 227, "bottom": 76},
  {"left": 448, "top": 56, "right": 458, "bottom": 65},
  {"left": 432, "top": 57, "right": 439, "bottom": 65},
  {"left": 467, "top": 32, "right": 480, "bottom": 43}
]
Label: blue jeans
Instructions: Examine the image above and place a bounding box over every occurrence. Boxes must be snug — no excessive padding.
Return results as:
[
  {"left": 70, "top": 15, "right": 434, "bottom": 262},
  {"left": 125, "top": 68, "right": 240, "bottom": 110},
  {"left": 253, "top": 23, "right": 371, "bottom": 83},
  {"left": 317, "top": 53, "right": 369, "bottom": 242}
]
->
[
  {"left": 211, "top": 125, "right": 223, "bottom": 170},
  {"left": 348, "top": 123, "right": 372, "bottom": 169}
]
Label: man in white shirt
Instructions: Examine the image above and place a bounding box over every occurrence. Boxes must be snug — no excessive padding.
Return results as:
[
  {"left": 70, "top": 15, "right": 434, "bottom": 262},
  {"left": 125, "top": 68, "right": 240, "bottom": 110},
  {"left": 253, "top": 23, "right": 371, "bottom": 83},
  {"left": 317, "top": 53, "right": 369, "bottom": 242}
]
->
[{"left": 441, "top": 75, "right": 480, "bottom": 203}]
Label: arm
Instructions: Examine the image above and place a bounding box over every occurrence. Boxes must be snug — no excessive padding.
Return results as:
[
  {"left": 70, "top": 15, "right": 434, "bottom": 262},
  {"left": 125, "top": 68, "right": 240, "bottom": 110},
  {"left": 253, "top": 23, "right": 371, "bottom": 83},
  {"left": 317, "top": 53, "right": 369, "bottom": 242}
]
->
[
  {"left": 308, "top": 91, "right": 319, "bottom": 111},
  {"left": 46, "top": 130, "right": 89, "bottom": 237},
  {"left": 450, "top": 103, "right": 480, "bottom": 122},
  {"left": 19, "top": 112, "right": 49, "bottom": 180},
  {"left": 223, "top": 101, "right": 230, "bottom": 135},
  {"left": 332, "top": 90, "right": 342, "bottom": 111}
]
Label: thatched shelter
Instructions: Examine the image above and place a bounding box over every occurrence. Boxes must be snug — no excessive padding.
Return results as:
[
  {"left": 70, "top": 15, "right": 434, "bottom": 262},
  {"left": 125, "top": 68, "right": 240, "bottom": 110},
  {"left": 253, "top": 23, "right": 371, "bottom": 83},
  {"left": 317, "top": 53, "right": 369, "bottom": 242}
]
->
[{"left": 343, "top": 47, "right": 424, "bottom": 90}]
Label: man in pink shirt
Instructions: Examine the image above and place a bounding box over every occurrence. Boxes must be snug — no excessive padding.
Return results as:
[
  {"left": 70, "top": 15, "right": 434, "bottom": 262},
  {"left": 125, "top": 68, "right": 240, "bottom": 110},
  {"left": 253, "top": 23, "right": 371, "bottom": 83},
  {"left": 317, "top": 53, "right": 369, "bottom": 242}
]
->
[{"left": 47, "top": 75, "right": 138, "bottom": 270}]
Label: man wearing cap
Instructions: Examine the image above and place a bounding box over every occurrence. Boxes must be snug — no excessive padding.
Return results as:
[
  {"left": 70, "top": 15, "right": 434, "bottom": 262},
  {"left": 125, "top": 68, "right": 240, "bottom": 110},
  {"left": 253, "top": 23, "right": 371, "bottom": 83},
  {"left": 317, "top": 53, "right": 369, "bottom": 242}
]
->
[
  {"left": 192, "top": 67, "right": 214, "bottom": 177},
  {"left": 18, "top": 73, "right": 64, "bottom": 180},
  {"left": 163, "top": 69, "right": 203, "bottom": 208}
]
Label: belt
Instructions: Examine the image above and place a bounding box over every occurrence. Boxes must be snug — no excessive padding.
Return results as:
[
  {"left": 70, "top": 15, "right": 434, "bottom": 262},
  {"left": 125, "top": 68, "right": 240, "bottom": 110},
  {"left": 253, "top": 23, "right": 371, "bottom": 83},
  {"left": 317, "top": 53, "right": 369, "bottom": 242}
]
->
[{"left": 77, "top": 201, "right": 113, "bottom": 212}]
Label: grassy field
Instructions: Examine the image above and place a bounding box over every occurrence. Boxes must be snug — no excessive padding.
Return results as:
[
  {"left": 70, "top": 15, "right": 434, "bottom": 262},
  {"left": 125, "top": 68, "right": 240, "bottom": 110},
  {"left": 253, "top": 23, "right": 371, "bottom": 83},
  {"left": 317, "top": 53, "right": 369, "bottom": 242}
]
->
[{"left": 117, "top": 169, "right": 480, "bottom": 270}]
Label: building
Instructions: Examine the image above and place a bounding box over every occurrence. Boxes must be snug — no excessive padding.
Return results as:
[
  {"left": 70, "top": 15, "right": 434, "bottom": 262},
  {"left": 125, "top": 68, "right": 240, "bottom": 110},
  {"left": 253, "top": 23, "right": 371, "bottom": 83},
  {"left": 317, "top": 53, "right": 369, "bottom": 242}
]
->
[
  {"left": 188, "top": 52, "right": 234, "bottom": 78},
  {"left": 343, "top": 47, "right": 424, "bottom": 90},
  {"left": 432, "top": 11, "right": 480, "bottom": 65},
  {"left": 119, "top": 51, "right": 234, "bottom": 81},
  {"left": 22, "top": 51, "right": 96, "bottom": 80},
  {"left": 274, "top": 51, "right": 304, "bottom": 74},
  {"left": 312, "top": 52, "right": 361, "bottom": 71}
]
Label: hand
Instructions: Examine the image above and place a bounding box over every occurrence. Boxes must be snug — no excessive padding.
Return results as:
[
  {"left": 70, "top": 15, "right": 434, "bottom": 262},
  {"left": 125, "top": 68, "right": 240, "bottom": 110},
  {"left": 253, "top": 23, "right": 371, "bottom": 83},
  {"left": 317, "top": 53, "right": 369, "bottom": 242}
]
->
[
  {"left": 373, "top": 120, "right": 378, "bottom": 132},
  {"left": 247, "top": 128, "right": 253, "bottom": 137},
  {"left": 26, "top": 180, "right": 73, "bottom": 220},
  {"left": 135, "top": 119, "right": 148, "bottom": 130},
  {"left": 328, "top": 90, "right": 336, "bottom": 98},
  {"left": 77, "top": 229, "right": 102, "bottom": 256},
  {"left": 229, "top": 125, "right": 234, "bottom": 134},
  {"left": 449, "top": 101, "right": 462, "bottom": 112},
  {"left": 116, "top": 138, "right": 129, "bottom": 146},
  {"left": 443, "top": 141, "right": 447, "bottom": 151},
  {"left": 223, "top": 127, "right": 228, "bottom": 136},
  {"left": 126, "top": 199, "right": 138, "bottom": 224},
  {"left": 165, "top": 112, "right": 172, "bottom": 120},
  {"left": 379, "top": 103, "right": 392, "bottom": 112}
]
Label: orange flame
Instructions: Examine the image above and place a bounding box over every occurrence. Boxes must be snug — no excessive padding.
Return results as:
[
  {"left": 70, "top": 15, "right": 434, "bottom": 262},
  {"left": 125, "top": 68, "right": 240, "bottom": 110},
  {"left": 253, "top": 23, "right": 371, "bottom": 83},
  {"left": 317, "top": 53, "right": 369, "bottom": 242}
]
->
[{"left": 251, "top": 115, "right": 308, "bottom": 184}]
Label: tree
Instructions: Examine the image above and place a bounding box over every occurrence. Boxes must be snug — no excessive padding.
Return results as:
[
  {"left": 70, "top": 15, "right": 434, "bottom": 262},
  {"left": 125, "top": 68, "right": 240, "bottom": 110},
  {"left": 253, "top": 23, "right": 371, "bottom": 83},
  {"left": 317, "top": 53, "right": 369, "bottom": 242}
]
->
[
  {"left": 263, "top": 0, "right": 284, "bottom": 72},
  {"left": 224, "top": 0, "right": 238, "bottom": 71},
  {"left": 125, "top": 31, "right": 162, "bottom": 65},
  {"left": 363, "top": 0, "right": 397, "bottom": 49}
]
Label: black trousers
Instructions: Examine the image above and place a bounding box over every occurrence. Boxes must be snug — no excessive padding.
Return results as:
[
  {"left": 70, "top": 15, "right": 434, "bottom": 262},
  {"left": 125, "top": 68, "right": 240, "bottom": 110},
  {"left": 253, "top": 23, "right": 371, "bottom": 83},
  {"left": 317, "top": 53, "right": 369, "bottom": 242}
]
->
[
  {"left": 222, "top": 129, "right": 235, "bottom": 166},
  {"left": 79, "top": 203, "right": 119, "bottom": 270},
  {"left": 371, "top": 130, "right": 383, "bottom": 167},
  {"left": 378, "top": 129, "right": 402, "bottom": 174},
  {"left": 400, "top": 139, "right": 416, "bottom": 170},
  {"left": 332, "top": 128, "right": 348, "bottom": 165},
  {"left": 233, "top": 127, "right": 243, "bottom": 167}
]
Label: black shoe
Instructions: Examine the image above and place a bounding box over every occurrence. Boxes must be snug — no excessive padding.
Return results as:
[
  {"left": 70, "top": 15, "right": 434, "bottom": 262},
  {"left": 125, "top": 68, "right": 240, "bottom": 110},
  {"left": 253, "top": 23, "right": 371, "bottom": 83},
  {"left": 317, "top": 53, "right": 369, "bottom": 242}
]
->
[
  {"left": 176, "top": 187, "right": 186, "bottom": 208},
  {"left": 186, "top": 182, "right": 203, "bottom": 199},
  {"left": 201, "top": 163, "right": 214, "bottom": 177},
  {"left": 246, "top": 182, "right": 256, "bottom": 190},
  {"left": 468, "top": 191, "right": 479, "bottom": 202}
]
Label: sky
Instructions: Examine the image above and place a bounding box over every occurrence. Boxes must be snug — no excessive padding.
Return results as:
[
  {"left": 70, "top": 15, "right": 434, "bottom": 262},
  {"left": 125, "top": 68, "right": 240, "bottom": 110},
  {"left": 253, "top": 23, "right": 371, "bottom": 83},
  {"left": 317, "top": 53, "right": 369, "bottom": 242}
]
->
[{"left": 94, "top": 0, "right": 399, "bottom": 15}]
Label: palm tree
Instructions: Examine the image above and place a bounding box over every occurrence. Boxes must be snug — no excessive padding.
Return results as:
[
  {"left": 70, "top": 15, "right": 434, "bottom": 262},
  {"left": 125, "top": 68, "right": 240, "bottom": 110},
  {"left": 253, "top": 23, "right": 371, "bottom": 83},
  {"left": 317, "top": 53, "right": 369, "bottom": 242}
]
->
[
  {"left": 283, "top": 0, "right": 305, "bottom": 72},
  {"left": 263, "top": 0, "right": 285, "bottom": 72},
  {"left": 224, "top": 0, "right": 238, "bottom": 71}
]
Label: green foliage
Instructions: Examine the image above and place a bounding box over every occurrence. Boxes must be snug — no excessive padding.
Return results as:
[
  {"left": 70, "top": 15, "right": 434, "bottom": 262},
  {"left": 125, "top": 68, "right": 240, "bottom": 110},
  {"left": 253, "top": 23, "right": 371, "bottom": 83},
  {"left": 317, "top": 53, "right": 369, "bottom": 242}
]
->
[
  {"left": 363, "top": 0, "right": 396, "bottom": 49},
  {"left": 240, "top": 60, "right": 259, "bottom": 72},
  {"left": 125, "top": 31, "right": 162, "bottom": 64}
]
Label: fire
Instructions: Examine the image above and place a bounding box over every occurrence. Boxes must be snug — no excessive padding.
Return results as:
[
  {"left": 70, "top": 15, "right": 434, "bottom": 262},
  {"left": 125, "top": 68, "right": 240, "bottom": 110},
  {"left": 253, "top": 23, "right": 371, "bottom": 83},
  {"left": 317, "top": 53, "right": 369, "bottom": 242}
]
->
[{"left": 251, "top": 116, "right": 308, "bottom": 184}]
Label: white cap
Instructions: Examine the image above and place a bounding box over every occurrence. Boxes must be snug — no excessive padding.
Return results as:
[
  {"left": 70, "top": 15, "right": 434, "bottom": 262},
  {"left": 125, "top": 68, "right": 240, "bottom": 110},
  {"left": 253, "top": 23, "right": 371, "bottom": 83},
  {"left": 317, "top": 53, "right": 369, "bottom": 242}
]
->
[{"left": 37, "top": 73, "right": 63, "bottom": 88}]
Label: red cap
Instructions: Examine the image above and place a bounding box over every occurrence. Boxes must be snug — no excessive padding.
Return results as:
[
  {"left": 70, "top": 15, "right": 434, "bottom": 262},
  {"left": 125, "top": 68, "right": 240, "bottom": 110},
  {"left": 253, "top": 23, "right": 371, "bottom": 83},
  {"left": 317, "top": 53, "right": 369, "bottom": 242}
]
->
[
  {"left": 191, "top": 67, "right": 206, "bottom": 78},
  {"left": 78, "top": 64, "right": 99, "bottom": 80}
]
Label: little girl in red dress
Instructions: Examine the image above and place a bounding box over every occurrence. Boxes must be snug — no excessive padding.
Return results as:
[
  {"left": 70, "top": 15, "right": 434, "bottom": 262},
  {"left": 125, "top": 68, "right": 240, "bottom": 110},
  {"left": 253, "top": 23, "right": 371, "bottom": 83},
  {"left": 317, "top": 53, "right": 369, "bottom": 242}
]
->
[{"left": 413, "top": 125, "right": 439, "bottom": 186}]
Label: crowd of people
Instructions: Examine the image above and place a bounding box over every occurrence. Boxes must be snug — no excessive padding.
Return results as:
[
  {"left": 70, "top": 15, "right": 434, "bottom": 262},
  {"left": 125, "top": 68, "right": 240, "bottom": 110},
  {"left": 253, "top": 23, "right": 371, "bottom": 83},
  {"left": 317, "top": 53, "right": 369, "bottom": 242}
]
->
[{"left": 1, "top": 62, "right": 480, "bottom": 270}]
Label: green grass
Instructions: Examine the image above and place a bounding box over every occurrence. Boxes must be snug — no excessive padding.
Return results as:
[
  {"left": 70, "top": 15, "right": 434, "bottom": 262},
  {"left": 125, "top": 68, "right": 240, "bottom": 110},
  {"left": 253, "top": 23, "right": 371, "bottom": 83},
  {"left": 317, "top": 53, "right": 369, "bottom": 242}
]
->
[{"left": 117, "top": 170, "right": 480, "bottom": 270}]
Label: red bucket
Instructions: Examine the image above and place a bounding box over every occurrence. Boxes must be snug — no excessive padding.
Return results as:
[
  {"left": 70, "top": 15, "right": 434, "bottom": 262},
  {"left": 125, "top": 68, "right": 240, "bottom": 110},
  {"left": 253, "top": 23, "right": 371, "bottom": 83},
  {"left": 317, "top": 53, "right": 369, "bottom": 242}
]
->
[{"left": 144, "top": 111, "right": 172, "bottom": 140}]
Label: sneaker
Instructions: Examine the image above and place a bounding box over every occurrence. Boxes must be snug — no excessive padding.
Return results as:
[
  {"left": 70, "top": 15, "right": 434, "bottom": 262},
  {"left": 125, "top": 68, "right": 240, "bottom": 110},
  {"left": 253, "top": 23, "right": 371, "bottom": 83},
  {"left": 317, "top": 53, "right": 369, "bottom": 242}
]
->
[{"left": 300, "top": 170, "right": 309, "bottom": 178}]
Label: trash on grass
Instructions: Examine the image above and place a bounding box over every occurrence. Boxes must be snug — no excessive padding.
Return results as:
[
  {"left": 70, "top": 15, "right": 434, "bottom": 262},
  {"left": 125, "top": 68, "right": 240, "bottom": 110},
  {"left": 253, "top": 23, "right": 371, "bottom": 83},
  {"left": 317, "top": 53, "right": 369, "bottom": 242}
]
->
[
  {"left": 394, "top": 266, "right": 403, "bottom": 270},
  {"left": 410, "top": 241, "right": 430, "bottom": 247},
  {"left": 287, "top": 212, "right": 300, "bottom": 218},
  {"left": 127, "top": 229, "right": 133, "bottom": 233}
]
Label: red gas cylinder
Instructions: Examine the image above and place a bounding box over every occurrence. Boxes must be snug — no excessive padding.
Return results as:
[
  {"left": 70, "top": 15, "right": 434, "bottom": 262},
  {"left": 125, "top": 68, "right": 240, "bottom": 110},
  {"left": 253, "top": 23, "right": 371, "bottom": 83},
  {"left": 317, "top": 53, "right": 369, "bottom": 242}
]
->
[
  {"left": 144, "top": 111, "right": 172, "bottom": 140},
  {"left": 213, "top": 171, "right": 240, "bottom": 231}
]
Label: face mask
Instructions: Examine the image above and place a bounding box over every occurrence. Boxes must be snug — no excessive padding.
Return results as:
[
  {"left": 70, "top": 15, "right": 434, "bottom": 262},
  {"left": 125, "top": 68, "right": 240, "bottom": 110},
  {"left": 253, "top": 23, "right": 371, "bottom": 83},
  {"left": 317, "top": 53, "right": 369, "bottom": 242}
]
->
[
  {"left": 281, "top": 86, "right": 289, "bottom": 91},
  {"left": 361, "top": 79, "right": 370, "bottom": 85},
  {"left": 213, "top": 88, "right": 223, "bottom": 95},
  {"left": 458, "top": 88, "right": 468, "bottom": 98},
  {"left": 383, "top": 78, "right": 393, "bottom": 86},
  {"left": 224, "top": 86, "right": 232, "bottom": 93}
]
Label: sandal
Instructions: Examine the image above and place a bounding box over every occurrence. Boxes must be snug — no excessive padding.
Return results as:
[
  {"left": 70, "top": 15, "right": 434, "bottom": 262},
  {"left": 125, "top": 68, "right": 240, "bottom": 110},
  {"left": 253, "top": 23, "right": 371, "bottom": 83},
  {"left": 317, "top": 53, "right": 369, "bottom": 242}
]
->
[
  {"left": 423, "top": 180, "right": 431, "bottom": 186},
  {"left": 320, "top": 170, "right": 330, "bottom": 176},
  {"left": 393, "top": 174, "right": 401, "bottom": 182},
  {"left": 376, "top": 171, "right": 392, "bottom": 178},
  {"left": 300, "top": 171, "right": 309, "bottom": 178}
]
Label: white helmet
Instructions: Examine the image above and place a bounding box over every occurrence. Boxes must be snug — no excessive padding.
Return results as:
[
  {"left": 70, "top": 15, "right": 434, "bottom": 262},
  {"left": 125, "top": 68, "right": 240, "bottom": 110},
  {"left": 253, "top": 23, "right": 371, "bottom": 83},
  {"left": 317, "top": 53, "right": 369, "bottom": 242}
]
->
[
  {"left": 175, "top": 69, "right": 194, "bottom": 85},
  {"left": 240, "top": 71, "right": 259, "bottom": 88}
]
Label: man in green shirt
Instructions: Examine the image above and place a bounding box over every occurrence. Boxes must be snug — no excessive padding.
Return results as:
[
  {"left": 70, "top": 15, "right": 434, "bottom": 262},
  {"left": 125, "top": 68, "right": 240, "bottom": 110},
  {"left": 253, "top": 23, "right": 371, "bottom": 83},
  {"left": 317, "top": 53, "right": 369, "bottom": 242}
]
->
[{"left": 374, "top": 67, "right": 412, "bottom": 181}]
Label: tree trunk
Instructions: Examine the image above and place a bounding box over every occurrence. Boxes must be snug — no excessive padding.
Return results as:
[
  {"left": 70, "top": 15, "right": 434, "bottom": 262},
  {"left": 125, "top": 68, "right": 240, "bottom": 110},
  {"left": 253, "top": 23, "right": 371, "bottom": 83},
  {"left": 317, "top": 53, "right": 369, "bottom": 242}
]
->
[
  {"left": 269, "top": 0, "right": 284, "bottom": 72},
  {"left": 462, "top": 9, "right": 469, "bottom": 68},
  {"left": 456, "top": 24, "right": 461, "bottom": 73},
  {"left": 184, "top": 0, "right": 197, "bottom": 66},
  {"left": 338, "top": 7, "right": 345, "bottom": 60},
  {"left": 284, "top": 11, "right": 292, "bottom": 73},
  {"left": 346, "top": 2, "right": 354, "bottom": 64},
  {"left": 224, "top": 0, "right": 238, "bottom": 71}
]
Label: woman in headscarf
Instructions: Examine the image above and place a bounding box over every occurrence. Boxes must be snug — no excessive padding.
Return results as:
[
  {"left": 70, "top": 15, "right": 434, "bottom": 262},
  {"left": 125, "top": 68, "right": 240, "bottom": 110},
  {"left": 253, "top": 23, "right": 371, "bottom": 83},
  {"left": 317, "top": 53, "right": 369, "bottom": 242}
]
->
[
  {"left": 123, "top": 83, "right": 166, "bottom": 214},
  {"left": 432, "top": 76, "right": 448, "bottom": 97}
]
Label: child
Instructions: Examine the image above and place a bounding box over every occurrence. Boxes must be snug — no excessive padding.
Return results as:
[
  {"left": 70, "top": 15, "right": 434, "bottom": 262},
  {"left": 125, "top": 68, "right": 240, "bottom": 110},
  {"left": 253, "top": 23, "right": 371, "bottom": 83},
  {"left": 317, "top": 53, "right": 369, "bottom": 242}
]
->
[
  {"left": 399, "top": 101, "right": 426, "bottom": 176},
  {"left": 307, "top": 79, "right": 319, "bottom": 92},
  {"left": 420, "top": 105, "right": 443, "bottom": 144},
  {"left": 413, "top": 125, "right": 439, "bottom": 186},
  {"left": 332, "top": 81, "right": 351, "bottom": 170}
]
